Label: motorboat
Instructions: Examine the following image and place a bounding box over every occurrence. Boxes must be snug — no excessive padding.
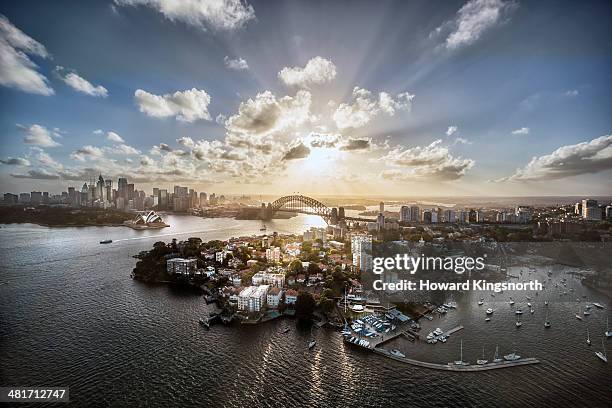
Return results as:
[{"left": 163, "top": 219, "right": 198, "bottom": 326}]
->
[
  {"left": 486, "top": 308, "right": 494, "bottom": 315},
  {"left": 504, "top": 352, "right": 521, "bottom": 361},
  {"left": 308, "top": 340, "right": 316, "bottom": 350},
  {"left": 390, "top": 349, "right": 405, "bottom": 358}
]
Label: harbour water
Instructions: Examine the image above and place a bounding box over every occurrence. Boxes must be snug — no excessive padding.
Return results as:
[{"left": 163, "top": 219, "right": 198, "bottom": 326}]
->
[{"left": 1, "top": 215, "right": 611, "bottom": 407}]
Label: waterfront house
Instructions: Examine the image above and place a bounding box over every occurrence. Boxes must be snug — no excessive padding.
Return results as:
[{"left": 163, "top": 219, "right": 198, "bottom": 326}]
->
[
  {"left": 266, "top": 287, "right": 284, "bottom": 308},
  {"left": 285, "top": 289, "right": 298, "bottom": 305}
]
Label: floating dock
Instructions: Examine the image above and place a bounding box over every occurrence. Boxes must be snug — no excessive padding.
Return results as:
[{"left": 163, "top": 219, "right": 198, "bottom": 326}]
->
[{"left": 374, "top": 348, "right": 540, "bottom": 371}]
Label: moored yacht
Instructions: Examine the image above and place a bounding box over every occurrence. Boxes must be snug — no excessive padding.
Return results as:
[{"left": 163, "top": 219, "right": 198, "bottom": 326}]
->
[
  {"left": 595, "top": 338, "right": 607, "bottom": 363},
  {"left": 452, "top": 340, "right": 469, "bottom": 366},
  {"left": 390, "top": 349, "right": 405, "bottom": 358},
  {"left": 493, "top": 345, "right": 503, "bottom": 363},
  {"left": 587, "top": 328, "right": 591, "bottom": 346},
  {"left": 606, "top": 317, "right": 612, "bottom": 338},
  {"left": 477, "top": 347, "right": 488, "bottom": 365},
  {"left": 516, "top": 315, "right": 522, "bottom": 328},
  {"left": 515, "top": 309, "right": 523, "bottom": 315},
  {"left": 486, "top": 308, "right": 494, "bottom": 315},
  {"left": 478, "top": 298, "right": 484, "bottom": 306},
  {"left": 504, "top": 351, "right": 521, "bottom": 361},
  {"left": 592, "top": 302, "right": 604, "bottom": 309},
  {"left": 308, "top": 340, "right": 316, "bottom": 350}
]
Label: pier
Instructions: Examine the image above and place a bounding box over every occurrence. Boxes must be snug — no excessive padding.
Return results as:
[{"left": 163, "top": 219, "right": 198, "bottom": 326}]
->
[{"left": 374, "top": 348, "right": 540, "bottom": 371}]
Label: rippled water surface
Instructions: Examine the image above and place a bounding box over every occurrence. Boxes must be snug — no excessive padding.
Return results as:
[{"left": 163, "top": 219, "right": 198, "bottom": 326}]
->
[{"left": 1, "top": 215, "right": 611, "bottom": 407}]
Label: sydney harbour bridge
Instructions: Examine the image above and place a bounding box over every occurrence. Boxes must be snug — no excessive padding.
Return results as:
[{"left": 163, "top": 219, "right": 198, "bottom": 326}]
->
[{"left": 260, "top": 194, "right": 375, "bottom": 224}]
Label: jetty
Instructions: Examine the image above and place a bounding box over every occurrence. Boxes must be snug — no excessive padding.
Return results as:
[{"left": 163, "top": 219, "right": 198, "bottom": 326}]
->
[{"left": 374, "top": 348, "right": 540, "bottom": 371}]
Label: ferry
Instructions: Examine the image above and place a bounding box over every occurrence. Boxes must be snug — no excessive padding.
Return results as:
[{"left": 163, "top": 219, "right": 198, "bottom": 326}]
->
[{"left": 100, "top": 239, "right": 112, "bottom": 244}]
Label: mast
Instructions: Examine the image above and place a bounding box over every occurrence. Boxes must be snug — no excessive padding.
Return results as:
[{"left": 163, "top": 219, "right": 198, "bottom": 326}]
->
[{"left": 460, "top": 339, "right": 463, "bottom": 362}]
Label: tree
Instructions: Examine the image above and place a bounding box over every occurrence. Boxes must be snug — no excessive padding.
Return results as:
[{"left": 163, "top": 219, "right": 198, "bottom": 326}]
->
[
  {"left": 289, "top": 260, "right": 303, "bottom": 275},
  {"left": 295, "top": 291, "right": 316, "bottom": 321}
]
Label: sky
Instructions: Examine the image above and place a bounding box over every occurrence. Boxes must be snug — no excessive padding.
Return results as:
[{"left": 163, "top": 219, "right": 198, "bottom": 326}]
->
[{"left": 1, "top": 0, "right": 611, "bottom": 197}]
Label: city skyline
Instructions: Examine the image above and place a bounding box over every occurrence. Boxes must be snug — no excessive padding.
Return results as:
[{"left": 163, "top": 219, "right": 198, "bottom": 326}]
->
[{"left": 1, "top": 0, "right": 612, "bottom": 197}]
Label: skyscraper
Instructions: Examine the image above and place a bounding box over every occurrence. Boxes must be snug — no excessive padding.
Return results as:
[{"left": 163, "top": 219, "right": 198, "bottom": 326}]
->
[{"left": 351, "top": 234, "right": 372, "bottom": 273}]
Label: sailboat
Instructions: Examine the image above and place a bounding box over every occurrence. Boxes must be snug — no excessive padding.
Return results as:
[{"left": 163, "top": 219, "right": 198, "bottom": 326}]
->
[
  {"left": 493, "top": 345, "right": 503, "bottom": 363},
  {"left": 477, "top": 347, "right": 488, "bottom": 365},
  {"left": 544, "top": 307, "right": 551, "bottom": 328},
  {"left": 575, "top": 305, "right": 583, "bottom": 321},
  {"left": 516, "top": 314, "right": 522, "bottom": 328},
  {"left": 587, "top": 328, "right": 591, "bottom": 346},
  {"left": 453, "top": 340, "right": 469, "bottom": 366},
  {"left": 606, "top": 317, "right": 612, "bottom": 338},
  {"left": 595, "top": 338, "right": 607, "bottom": 363}
]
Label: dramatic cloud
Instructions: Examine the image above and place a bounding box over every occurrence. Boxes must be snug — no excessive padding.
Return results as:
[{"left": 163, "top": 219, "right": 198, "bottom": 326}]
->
[
  {"left": 0, "top": 157, "right": 30, "bottom": 166},
  {"left": 0, "top": 14, "right": 53, "bottom": 95},
  {"left": 493, "top": 135, "right": 612, "bottom": 182},
  {"left": 224, "top": 56, "right": 249, "bottom": 71},
  {"left": 134, "top": 88, "right": 212, "bottom": 122},
  {"left": 446, "top": 125, "right": 458, "bottom": 136},
  {"left": 19, "top": 124, "right": 61, "bottom": 147},
  {"left": 106, "top": 131, "right": 125, "bottom": 143},
  {"left": 282, "top": 143, "right": 310, "bottom": 161},
  {"left": 278, "top": 56, "right": 337, "bottom": 89},
  {"left": 225, "top": 90, "right": 313, "bottom": 150},
  {"left": 378, "top": 92, "right": 415, "bottom": 116},
  {"left": 381, "top": 140, "right": 474, "bottom": 181},
  {"left": 511, "top": 127, "right": 529, "bottom": 135},
  {"left": 437, "top": 0, "right": 515, "bottom": 50},
  {"left": 339, "top": 138, "right": 372, "bottom": 151},
  {"left": 115, "top": 0, "right": 255, "bottom": 31},
  {"left": 55, "top": 66, "right": 108, "bottom": 97},
  {"left": 308, "top": 132, "right": 341, "bottom": 148},
  {"left": 333, "top": 87, "right": 414, "bottom": 129}
]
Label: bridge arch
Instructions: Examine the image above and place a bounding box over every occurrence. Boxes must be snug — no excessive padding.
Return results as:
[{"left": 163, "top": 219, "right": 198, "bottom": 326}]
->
[{"left": 269, "top": 195, "right": 332, "bottom": 222}]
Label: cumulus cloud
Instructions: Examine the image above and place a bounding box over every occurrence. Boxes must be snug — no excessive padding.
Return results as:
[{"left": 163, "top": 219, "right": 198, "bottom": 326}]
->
[
  {"left": 134, "top": 88, "right": 212, "bottom": 122},
  {"left": 435, "top": 0, "right": 516, "bottom": 50},
  {"left": 308, "top": 132, "right": 341, "bottom": 148},
  {"left": 55, "top": 66, "right": 108, "bottom": 97},
  {"left": 176, "top": 136, "right": 196, "bottom": 149},
  {"left": 0, "top": 157, "right": 30, "bottom": 166},
  {"left": 215, "top": 113, "right": 227, "bottom": 125},
  {"left": 106, "top": 131, "right": 125, "bottom": 143},
  {"left": 93, "top": 129, "right": 104, "bottom": 135},
  {"left": 446, "top": 125, "right": 458, "bottom": 136},
  {"left": 0, "top": 14, "right": 53, "bottom": 95},
  {"left": 378, "top": 92, "right": 415, "bottom": 116},
  {"left": 278, "top": 56, "right": 337, "bottom": 89},
  {"left": 114, "top": 0, "right": 255, "bottom": 31},
  {"left": 224, "top": 56, "right": 249, "bottom": 71},
  {"left": 493, "top": 135, "right": 612, "bottom": 182},
  {"left": 19, "top": 124, "right": 61, "bottom": 147},
  {"left": 381, "top": 140, "right": 474, "bottom": 181},
  {"left": 511, "top": 127, "right": 529, "bottom": 135},
  {"left": 339, "top": 138, "right": 372, "bottom": 151},
  {"left": 71, "top": 145, "right": 105, "bottom": 161},
  {"left": 112, "top": 144, "right": 140, "bottom": 155},
  {"left": 11, "top": 169, "right": 60, "bottom": 179},
  {"left": 225, "top": 90, "right": 313, "bottom": 151},
  {"left": 282, "top": 143, "right": 310, "bottom": 161},
  {"left": 333, "top": 87, "right": 414, "bottom": 129}
]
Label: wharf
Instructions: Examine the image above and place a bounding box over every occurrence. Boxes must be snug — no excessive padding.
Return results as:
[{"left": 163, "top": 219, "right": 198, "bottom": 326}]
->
[{"left": 374, "top": 348, "right": 540, "bottom": 371}]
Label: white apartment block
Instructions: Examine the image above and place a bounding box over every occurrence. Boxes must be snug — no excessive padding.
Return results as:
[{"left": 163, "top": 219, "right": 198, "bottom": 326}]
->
[
  {"left": 166, "top": 258, "right": 197, "bottom": 276},
  {"left": 237, "top": 285, "right": 270, "bottom": 312}
]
